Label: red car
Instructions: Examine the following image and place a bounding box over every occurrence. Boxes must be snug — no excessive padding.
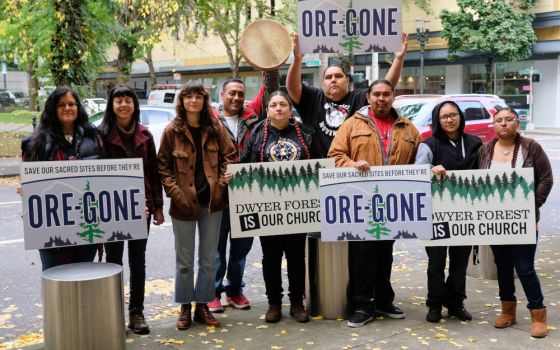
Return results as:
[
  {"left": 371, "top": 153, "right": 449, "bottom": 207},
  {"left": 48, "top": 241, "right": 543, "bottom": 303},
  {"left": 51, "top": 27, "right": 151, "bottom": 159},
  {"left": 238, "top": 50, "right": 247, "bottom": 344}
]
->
[{"left": 393, "top": 94, "right": 509, "bottom": 141}]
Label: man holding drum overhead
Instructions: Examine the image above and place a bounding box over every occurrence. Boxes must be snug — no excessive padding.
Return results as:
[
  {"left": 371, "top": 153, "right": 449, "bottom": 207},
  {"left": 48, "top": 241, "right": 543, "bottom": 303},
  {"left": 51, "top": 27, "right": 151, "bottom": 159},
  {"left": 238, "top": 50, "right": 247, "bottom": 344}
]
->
[{"left": 286, "top": 33, "right": 407, "bottom": 158}]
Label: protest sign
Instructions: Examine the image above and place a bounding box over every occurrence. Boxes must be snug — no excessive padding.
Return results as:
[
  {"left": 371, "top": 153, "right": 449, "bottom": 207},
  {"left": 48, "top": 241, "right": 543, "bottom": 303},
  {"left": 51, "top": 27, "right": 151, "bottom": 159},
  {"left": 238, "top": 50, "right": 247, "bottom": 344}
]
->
[
  {"left": 21, "top": 158, "right": 147, "bottom": 250},
  {"left": 424, "top": 169, "right": 536, "bottom": 246},
  {"left": 297, "top": 0, "right": 402, "bottom": 54},
  {"left": 228, "top": 159, "right": 335, "bottom": 238},
  {"left": 320, "top": 165, "right": 432, "bottom": 241}
]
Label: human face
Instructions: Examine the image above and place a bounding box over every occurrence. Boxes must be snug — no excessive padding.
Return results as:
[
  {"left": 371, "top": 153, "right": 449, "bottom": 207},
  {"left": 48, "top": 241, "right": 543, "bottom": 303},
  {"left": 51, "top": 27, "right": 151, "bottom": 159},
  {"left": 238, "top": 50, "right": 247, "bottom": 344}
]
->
[
  {"left": 366, "top": 83, "right": 394, "bottom": 118},
  {"left": 221, "top": 82, "right": 245, "bottom": 116},
  {"left": 322, "top": 66, "right": 349, "bottom": 101},
  {"left": 113, "top": 95, "right": 135, "bottom": 127},
  {"left": 56, "top": 92, "right": 78, "bottom": 129},
  {"left": 493, "top": 110, "right": 519, "bottom": 139},
  {"left": 438, "top": 103, "right": 461, "bottom": 138},
  {"left": 267, "top": 95, "right": 291, "bottom": 129},
  {"left": 182, "top": 93, "right": 204, "bottom": 114}
]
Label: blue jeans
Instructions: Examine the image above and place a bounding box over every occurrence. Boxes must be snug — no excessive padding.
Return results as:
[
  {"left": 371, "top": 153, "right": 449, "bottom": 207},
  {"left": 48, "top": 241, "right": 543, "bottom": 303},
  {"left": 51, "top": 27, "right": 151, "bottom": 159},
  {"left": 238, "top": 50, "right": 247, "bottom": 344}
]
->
[
  {"left": 491, "top": 243, "right": 544, "bottom": 310},
  {"left": 171, "top": 208, "right": 222, "bottom": 304},
  {"left": 215, "top": 209, "right": 254, "bottom": 297},
  {"left": 39, "top": 245, "right": 97, "bottom": 271}
]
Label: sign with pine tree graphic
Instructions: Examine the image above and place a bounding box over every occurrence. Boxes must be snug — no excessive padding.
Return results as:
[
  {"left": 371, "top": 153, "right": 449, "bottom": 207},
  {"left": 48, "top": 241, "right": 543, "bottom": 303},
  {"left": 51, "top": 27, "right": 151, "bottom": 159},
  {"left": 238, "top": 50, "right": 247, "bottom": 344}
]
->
[
  {"left": 297, "top": 0, "right": 402, "bottom": 54},
  {"left": 320, "top": 165, "right": 432, "bottom": 241},
  {"left": 424, "top": 168, "right": 536, "bottom": 246},
  {"left": 228, "top": 159, "right": 334, "bottom": 238},
  {"left": 20, "top": 159, "right": 148, "bottom": 250}
]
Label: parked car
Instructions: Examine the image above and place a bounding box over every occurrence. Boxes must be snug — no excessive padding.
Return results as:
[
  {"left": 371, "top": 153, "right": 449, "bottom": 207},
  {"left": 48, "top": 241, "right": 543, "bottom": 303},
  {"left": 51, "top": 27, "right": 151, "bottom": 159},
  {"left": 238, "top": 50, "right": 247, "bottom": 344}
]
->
[
  {"left": 147, "top": 84, "right": 182, "bottom": 108},
  {"left": 0, "top": 90, "right": 17, "bottom": 107},
  {"left": 393, "top": 94, "right": 509, "bottom": 141},
  {"left": 83, "top": 98, "right": 107, "bottom": 115},
  {"left": 89, "top": 105, "right": 175, "bottom": 151}
]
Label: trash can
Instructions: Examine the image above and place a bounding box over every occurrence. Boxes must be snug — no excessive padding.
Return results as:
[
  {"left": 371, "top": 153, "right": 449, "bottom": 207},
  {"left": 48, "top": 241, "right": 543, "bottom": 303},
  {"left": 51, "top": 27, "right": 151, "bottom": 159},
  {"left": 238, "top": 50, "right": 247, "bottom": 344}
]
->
[
  {"left": 42, "top": 262, "right": 125, "bottom": 350},
  {"left": 306, "top": 234, "right": 349, "bottom": 319},
  {"left": 467, "top": 245, "right": 497, "bottom": 280}
]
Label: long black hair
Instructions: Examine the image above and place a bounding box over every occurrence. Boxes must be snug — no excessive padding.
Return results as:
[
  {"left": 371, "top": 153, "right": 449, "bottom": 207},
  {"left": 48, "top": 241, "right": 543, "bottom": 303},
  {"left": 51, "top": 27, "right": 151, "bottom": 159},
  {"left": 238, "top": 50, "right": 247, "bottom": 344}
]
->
[
  {"left": 176, "top": 80, "right": 218, "bottom": 136},
  {"left": 25, "top": 86, "right": 94, "bottom": 160},
  {"left": 98, "top": 85, "right": 140, "bottom": 137}
]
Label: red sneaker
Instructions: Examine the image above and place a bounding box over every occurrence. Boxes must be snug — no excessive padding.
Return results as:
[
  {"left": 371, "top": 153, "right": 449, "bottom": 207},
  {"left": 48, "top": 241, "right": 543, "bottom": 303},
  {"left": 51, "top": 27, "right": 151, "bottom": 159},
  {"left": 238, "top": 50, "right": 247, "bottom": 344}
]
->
[
  {"left": 208, "top": 297, "right": 224, "bottom": 313},
  {"left": 227, "top": 294, "right": 251, "bottom": 309}
]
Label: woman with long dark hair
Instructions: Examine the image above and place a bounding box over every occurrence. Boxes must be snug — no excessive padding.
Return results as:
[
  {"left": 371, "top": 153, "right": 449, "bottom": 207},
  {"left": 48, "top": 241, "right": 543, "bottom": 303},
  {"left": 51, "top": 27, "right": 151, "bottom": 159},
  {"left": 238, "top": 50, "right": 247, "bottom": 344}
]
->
[
  {"left": 415, "top": 101, "right": 482, "bottom": 323},
  {"left": 21, "top": 86, "right": 103, "bottom": 270},
  {"left": 240, "top": 91, "right": 313, "bottom": 323},
  {"left": 478, "top": 107, "right": 553, "bottom": 338},
  {"left": 158, "top": 80, "right": 236, "bottom": 330},
  {"left": 99, "top": 85, "right": 164, "bottom": 334}
]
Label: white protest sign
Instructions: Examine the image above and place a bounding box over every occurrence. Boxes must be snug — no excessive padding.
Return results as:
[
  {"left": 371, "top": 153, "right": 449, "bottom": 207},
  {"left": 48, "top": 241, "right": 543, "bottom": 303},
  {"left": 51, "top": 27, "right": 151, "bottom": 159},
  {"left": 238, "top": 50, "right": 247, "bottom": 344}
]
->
[
  {"left": 21, "top": 158, "right": 147, "bottom": 250},
  {"left": 228, "top": 159, "right": 335, "bottom": 238},
  {"left": 320, "top": 165, "right": 432, "bottom": 241},
  {"left": 297, "top": 0, "right": 402, "bottom": 54},
  {"left": 423, "top": 169, "right": 536, "bottom": 246}
]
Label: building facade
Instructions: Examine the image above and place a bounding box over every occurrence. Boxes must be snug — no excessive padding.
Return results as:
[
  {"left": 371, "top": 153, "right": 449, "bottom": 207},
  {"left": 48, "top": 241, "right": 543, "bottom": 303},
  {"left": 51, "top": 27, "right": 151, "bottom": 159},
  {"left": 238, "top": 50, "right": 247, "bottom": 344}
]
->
[{"left": 99, "top": 0, "right": 560, "bottom": 127}]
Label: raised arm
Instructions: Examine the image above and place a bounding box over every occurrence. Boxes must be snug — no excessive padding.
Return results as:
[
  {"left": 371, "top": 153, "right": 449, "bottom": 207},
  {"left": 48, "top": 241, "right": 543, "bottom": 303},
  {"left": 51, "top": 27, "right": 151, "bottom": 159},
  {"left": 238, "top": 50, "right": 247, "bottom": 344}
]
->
[
  {"left": 384, "top": 33, "right": 408, "bottom": 87},
  {"left": 286, "top": 33, "right": 304, "bottom": 104}
]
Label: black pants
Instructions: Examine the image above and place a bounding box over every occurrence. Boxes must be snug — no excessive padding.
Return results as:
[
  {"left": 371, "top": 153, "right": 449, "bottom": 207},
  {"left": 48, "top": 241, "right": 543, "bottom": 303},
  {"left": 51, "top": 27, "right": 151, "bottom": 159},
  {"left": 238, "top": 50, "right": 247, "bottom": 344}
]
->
[
  {"left": 425, "top": 245, "right": 471, "bottom": 309},
  {"left": 347, "top": 240, "right": 395, "bottom": 315},
  {"left": 105, "top": 220, "right": 150, "bottom": 311},
  {"left": 259, "top": 233, "right": 306, "bottom": 305}
]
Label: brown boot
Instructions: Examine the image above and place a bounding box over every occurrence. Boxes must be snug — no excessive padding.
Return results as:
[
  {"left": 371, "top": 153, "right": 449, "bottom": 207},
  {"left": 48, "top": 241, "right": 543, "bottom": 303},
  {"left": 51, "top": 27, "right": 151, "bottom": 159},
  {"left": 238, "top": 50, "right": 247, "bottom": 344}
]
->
[
  {"left": 530, "top": 308, "right": 548, "bottom": 338},
  {"left": 128, "top": 308, "right": 150, "bottom": 334},
  {"left": 176, "top": 304, "right": 192, "bottom": 330},
  {"left": 194, "top": 303, "right": 220, "bottom": 327},
  {"left": 265, "top": 304, "right": 282, "bottom": 323},
  {"left": 289, "top": 304, "right": 310, "bottom": 323},
  {"left": 494, "top": 301, "right": 517, "bottom": 328}
]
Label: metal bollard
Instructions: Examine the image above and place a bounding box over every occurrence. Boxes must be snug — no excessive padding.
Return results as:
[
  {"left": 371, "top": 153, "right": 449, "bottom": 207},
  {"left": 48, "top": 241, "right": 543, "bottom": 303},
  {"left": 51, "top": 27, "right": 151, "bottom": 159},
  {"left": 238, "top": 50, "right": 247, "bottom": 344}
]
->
[
  {"left": 467, "top": 245, "right": 497, "bottom": 279},
  {"left": 42, "top": 262, "right": 125, "bottom": 350},
  {"left": 306, "top": 235, "right": 349, "bottom": 319}
]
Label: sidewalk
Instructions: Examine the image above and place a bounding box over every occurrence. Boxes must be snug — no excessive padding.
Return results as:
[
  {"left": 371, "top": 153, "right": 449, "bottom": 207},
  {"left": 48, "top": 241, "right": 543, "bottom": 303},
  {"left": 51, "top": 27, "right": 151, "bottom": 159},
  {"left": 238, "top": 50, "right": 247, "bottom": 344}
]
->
[{"left": 18, "top": 233, "right": 560, "bottom": 350}]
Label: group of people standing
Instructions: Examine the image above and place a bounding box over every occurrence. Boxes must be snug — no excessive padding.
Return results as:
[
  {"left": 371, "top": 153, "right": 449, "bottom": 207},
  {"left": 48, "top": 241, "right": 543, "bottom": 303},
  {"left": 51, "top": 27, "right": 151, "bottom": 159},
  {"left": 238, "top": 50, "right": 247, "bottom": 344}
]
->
[{"left": 22, "top": 31, "right": 552, "bottom": 339}]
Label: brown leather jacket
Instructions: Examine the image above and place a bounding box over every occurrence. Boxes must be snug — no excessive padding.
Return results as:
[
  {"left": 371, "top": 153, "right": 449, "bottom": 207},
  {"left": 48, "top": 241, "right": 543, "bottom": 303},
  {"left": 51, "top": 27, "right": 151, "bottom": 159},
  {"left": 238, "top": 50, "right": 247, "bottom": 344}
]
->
[
  {"left": 158, "top": 116, "right": 236, "bottom": 220},
  {"left": 328, "top": 106, "right": 421, "bottom": 166},
  {"left": 478, "top": 135, "right": 553, "bottom": 222}
]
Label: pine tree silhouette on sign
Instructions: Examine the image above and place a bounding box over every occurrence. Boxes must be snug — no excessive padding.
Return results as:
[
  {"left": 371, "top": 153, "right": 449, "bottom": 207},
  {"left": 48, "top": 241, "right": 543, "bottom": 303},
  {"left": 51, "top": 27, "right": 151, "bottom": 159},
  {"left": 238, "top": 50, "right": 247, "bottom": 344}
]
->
[
  {"left": 366, "top": 185, "right": 391, "bottom": 240},
  {"left": 76, "top": 181, "right": 105, "bottom": 243}
]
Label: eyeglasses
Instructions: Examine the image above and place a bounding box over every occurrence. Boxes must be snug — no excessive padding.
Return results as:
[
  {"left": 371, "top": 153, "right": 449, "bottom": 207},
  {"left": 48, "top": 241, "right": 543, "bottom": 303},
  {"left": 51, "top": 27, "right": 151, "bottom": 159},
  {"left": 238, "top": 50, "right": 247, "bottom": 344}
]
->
[
  {"left": 439, "top": 112, "right": 459, "bottom": 121},
  {"left": 56, "top": 103, "right": 77, "bottom": 109},
  {"left": 493, "top": 118, "right": 517, "bottom": 124}
]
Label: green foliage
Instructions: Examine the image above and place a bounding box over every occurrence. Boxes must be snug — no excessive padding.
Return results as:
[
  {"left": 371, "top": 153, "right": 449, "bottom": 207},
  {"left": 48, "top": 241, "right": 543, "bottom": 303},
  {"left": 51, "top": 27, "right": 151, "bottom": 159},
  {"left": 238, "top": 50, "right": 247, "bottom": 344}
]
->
[
  {"left": 440, "top": 0, "right": 536, "bottom": 62},
  {"left": 431, "top": 171, "right": 534, "bottom": 204},
  {"left": 0, "top": 0, "right": 113, "bottom": 87},
  {"left": 229, "top": 161, "right": 325, "bottom": 194}
]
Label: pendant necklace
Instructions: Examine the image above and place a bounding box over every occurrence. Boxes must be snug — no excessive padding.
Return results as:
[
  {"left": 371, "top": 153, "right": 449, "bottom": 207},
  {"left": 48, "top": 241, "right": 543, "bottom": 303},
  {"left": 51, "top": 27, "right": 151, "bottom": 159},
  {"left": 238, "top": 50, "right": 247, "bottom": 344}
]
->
[
  {"left": 64, "top": 133, "right": 73, "bottom": 144},
  {"left": 503, "top": 149, "right": 510, "bottom": 156}
]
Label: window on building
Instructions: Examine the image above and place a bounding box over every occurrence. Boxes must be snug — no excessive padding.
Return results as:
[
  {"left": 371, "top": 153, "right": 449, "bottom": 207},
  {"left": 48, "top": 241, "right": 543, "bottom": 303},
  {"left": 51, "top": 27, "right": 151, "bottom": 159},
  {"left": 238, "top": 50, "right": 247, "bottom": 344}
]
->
[
  {"left": 495, "top": 61, "right": 532, "bottom": 110},
  {"left": 382, "top": 66, "right": 445, "bottom": 95}
]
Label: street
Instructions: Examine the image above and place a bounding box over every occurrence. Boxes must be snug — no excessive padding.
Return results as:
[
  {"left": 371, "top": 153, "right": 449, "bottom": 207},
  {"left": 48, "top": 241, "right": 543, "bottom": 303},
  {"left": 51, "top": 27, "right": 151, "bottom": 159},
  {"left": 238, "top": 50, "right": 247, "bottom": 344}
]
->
[{"left": 1, "top": 134, "right": 560, "bottom": 348}]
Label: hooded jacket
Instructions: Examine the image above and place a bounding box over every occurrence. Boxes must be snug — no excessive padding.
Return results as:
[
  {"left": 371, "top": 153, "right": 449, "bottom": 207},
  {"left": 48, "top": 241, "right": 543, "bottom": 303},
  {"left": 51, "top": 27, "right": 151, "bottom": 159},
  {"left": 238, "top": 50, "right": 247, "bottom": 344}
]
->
[
  {"left": 415, "top": 101, "right": 482, "bottom": 170},
  {"left": 328, "top": 105, "right": 421, "bottom": 167}
]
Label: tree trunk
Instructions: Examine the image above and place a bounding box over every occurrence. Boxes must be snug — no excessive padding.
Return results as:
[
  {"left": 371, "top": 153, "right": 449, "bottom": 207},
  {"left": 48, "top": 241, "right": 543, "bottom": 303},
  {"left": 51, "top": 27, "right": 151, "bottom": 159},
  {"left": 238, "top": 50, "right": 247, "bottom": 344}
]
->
[
  {"left": 116, "top": 40, "right": 135, "bottom": 84},
  {"left": 485, "top": 56, "right": 494, "bottom": 94},
  {"left": 28, "top": 65, "right": 39, "bottom": 112},
  {"left": 143, "top": 49, "right": 157, "bottom": 88}
]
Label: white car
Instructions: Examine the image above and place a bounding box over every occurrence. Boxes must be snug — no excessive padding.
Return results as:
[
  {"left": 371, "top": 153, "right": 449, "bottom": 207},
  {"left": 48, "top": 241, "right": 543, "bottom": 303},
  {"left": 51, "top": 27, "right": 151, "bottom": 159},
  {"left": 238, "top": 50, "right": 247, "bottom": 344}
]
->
[
  {"left": 84, "top": 98, "right": 107, "bottom": 115},
  {"left": 89, "top": 106, "right": 175, "bottom": 151}
]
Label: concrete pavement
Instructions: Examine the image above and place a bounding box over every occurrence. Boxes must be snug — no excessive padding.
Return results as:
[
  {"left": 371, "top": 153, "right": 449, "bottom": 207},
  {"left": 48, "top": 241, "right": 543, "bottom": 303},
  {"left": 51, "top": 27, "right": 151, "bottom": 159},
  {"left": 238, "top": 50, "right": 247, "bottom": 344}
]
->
[{"left": 18, "top": 234, "right": 560, "bottom": 350}]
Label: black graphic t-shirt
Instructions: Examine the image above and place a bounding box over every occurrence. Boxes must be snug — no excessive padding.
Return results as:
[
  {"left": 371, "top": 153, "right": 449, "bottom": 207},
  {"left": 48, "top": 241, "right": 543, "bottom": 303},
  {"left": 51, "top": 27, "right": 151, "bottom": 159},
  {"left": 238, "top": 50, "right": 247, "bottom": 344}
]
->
[
  {"left": 295, "top": 83, "right": 368, "bottom": 158},
  {"left": 263, "top": 125, "right": 305, "bottom": 163}
]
